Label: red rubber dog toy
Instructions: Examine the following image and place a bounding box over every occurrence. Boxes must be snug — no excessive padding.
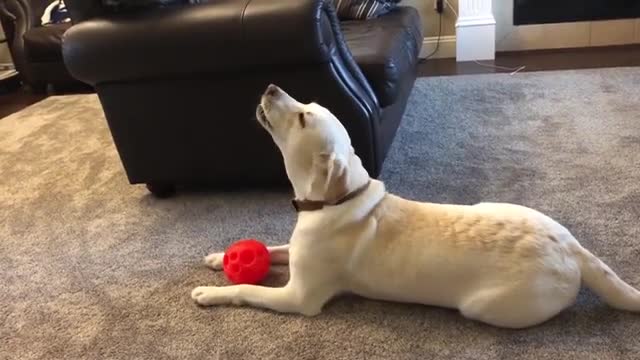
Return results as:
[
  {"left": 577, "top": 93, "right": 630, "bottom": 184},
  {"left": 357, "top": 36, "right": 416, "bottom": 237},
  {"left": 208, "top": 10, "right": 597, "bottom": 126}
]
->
[{"left": 223, "top": 239, "right": 270, "bottom": 284}]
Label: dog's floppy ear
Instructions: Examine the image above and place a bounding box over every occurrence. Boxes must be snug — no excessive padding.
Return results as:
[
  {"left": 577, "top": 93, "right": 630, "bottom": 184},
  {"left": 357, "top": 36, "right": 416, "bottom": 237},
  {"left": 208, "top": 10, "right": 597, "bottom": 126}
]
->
[{"left": 308, "top": 151, "right": 349, "bottom": 203}]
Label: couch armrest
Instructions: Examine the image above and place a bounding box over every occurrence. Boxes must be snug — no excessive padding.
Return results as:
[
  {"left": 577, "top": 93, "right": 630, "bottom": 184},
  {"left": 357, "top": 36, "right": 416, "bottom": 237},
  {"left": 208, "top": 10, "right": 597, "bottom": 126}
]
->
[
  {"left": 0, "top": 0, "right": 34, "bottom": 83},
  {"left": 62, "top": 0, "right": 373, "bottom": 89},
  {"left": 0, "top": 0, "right": 16, "bottom": 22}
]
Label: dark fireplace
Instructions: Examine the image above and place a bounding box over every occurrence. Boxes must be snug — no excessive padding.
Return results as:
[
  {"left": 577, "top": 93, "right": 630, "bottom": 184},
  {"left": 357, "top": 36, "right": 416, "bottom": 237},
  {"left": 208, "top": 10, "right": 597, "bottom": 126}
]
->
[{"left": 514, "top": 0, "right": 640, "bottom": 25}]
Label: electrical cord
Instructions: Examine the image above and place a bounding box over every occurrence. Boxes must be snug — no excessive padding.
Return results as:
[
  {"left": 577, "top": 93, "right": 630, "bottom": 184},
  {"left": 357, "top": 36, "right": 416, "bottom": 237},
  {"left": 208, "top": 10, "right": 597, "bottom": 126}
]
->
[
  {"left": 419, "top": 11, "right": 442, "bottom": 63},
  {"left": 418, "top": 3, "right": 525, "bottom": 74},
  {"left": 444, "top": 0, "right": 458, "bottom": 18},
  {"left": 473, "top": 60, "right": 526, "bottom": 75}
]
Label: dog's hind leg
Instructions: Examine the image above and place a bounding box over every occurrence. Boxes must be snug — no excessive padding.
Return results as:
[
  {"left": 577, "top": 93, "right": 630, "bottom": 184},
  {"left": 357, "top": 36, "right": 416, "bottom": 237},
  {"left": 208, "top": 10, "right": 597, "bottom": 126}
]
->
[{"left": 459, "top": 272, "right": 580, "bottom": 329}]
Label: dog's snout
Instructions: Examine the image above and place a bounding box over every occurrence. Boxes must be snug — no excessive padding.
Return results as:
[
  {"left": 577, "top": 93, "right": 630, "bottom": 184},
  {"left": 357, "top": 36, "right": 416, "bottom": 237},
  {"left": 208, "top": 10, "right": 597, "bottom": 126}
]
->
[{"left": 265, "top": 84, "right": 281, "bottom": 97}]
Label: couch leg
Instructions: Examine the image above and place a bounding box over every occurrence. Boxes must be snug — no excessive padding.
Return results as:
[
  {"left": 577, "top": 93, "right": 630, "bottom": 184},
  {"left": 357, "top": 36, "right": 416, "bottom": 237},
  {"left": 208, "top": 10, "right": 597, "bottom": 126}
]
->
[
  {"left": 28, "top": 82, "right": 48, "bottom": 94},
  {"left": 146, "top": 182, "right": 176, "bottom": 198}
]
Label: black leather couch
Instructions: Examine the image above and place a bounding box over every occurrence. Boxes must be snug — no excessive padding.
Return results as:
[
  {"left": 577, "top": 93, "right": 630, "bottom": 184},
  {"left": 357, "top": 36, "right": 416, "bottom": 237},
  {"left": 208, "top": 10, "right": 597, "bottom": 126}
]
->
[
  {"left": 0, "top": 0, "right": 81, "bottom": 92},
  {"left": 62, "top": 0, "right": 422, "bottom": 196}
]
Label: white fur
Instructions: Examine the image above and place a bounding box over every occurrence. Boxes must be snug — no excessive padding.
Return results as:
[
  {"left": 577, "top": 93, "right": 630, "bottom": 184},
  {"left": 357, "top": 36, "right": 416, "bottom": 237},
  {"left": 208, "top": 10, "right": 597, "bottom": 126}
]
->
[{"left": 192, "top": 85, "right": 640, "bottom": 328}]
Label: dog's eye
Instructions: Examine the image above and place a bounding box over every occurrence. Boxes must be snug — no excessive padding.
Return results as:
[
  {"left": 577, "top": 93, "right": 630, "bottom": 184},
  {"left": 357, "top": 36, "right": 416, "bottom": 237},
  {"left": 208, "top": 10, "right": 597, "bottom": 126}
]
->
[{"left": 298, "top": 112, "right": 306, "bottom": 128}]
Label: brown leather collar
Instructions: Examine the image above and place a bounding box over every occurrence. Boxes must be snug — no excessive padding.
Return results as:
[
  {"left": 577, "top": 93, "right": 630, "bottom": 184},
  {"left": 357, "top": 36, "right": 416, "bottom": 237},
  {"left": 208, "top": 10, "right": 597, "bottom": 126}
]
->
[{"left": 292, "top": 180, "right": 371, "bottom": 212}]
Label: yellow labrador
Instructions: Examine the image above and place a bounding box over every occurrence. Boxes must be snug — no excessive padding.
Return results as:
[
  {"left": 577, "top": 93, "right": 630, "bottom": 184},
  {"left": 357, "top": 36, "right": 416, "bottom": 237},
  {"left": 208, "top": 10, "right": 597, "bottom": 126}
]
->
[{"left": 191, "top": 85, "right": 640, "bottom": 328}]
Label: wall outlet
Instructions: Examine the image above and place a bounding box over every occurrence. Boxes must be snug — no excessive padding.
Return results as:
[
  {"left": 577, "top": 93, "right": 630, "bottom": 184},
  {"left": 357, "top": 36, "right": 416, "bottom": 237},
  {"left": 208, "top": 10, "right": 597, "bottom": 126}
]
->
[{"left": 434, "top": 0, "right": 445, "bottom": 13}]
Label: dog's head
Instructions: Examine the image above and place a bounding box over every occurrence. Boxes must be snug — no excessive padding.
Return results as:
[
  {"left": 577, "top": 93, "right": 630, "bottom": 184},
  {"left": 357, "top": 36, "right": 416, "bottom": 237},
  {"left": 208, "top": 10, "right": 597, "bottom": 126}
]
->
[{"left": 256, "top": 84, "right": 369, "bottom": 202}]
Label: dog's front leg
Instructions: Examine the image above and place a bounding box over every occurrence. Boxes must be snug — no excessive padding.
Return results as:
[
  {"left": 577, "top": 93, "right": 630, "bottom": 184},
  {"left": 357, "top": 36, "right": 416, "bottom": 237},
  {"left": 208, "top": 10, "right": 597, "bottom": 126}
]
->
[
  {"left": 191, "top": 281, "right": 330, "bottom": 316},
  {"left": 204, "top": 244, "right": 290, "bottom": 269}
]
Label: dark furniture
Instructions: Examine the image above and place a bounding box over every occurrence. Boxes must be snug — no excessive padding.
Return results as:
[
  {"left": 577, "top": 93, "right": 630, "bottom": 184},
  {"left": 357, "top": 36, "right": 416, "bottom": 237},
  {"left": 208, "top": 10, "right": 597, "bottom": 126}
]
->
[
  {"left": 62, "top": 0, "right": 422, "bottom": 195},
  {"left": 0, "top": 0, "right": 80, "bottom": 92},
  {"left": 514, "top": 0, "right": 640, "bottom": 25}
]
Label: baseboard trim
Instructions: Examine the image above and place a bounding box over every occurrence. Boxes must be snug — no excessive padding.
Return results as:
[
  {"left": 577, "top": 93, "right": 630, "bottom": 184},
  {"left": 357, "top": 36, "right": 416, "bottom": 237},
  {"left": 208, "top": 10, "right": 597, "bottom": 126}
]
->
[{"left": 420, "top": 35, "right": 457, "bottom": 59}]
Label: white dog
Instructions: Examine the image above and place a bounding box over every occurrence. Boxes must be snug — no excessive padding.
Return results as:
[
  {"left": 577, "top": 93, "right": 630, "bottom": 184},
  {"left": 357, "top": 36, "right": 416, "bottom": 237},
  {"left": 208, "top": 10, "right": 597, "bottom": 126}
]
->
[{"left": 191, "top": 84, "right": 640, "bottom": 328}]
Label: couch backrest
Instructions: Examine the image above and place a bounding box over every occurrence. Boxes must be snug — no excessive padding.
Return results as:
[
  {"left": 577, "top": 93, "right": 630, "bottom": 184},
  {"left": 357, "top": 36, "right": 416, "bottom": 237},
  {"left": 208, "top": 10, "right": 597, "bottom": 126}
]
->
[{"left": 65, "top": 0, "right": 105, "bottom": 23}]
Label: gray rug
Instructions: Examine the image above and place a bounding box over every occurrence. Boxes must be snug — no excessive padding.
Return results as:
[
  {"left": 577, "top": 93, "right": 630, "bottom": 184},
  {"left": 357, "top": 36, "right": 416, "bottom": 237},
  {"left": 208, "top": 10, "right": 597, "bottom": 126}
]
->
[{"left": 1, "top": 67, "right": 639, "bottom": 360}]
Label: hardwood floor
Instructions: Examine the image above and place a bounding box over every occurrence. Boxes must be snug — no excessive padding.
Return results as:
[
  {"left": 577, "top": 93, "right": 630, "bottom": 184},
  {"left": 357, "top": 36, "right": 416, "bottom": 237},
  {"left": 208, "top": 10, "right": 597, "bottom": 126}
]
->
[
  {"left": 0, "top": 45, "right": 639, "bottom": 119},
  {"left": 418, "top": 44, "right": 640, "bottom": 77},
  {"left": 0, "top": 89, "right": 46, "bottom": 119},
  {"left": 0, "top": 82, "right": 93, "bottom": 119}
]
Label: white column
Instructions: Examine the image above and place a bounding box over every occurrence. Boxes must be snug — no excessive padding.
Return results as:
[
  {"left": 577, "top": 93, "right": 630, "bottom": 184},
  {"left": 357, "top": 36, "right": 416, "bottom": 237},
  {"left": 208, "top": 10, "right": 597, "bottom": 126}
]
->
[{"left": 455, "top": 0, "right": 496, "bottom": 62}]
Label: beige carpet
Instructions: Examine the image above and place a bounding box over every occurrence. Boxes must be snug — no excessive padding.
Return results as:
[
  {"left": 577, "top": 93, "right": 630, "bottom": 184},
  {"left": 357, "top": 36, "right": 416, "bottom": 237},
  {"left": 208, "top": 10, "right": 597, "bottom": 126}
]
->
[{"left": 1, "top": 68, "right": 640, "bottom": 359}]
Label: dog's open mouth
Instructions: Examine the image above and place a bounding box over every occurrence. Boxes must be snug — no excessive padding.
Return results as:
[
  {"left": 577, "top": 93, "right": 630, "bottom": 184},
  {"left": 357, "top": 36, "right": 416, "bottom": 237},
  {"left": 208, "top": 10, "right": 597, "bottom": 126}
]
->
[{"left": 256, "top": 104, "right": 272, "bottom": 129}]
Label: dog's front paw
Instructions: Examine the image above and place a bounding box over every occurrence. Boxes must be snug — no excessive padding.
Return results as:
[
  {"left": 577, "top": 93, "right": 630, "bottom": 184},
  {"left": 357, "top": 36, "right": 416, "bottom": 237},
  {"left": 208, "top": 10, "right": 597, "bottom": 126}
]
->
[
  {"left": 191, "top": 286, "right": 227, "bottom": 306},
  {"left": 204, "top": 252, "right": 225, "bottom": 270}
]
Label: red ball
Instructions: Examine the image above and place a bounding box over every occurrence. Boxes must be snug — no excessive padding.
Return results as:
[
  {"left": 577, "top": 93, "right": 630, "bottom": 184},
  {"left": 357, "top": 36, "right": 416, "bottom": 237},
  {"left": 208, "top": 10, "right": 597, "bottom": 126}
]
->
[{"left": 222, "top": 239, "right": 271, "bottom": 285}]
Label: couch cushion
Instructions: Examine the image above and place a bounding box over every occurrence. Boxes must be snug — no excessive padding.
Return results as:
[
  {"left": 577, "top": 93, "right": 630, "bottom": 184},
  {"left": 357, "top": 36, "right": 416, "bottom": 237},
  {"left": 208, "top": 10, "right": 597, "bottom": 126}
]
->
[
  {"left": 341, "top": 7, "right": 422, "bottom": 107},
  {"left": 23, "top": 23, "right": 71, "bottom": 62},
  {"left": 332, "top": 0, "right": 400, "bottom": 20}
]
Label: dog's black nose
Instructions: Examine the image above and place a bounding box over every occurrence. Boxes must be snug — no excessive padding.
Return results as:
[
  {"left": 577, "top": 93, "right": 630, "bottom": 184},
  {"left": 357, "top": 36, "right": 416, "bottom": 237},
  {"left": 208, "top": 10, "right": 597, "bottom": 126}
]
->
[{"left": 265, "top": 84, "right": 280, "bottom": 97}]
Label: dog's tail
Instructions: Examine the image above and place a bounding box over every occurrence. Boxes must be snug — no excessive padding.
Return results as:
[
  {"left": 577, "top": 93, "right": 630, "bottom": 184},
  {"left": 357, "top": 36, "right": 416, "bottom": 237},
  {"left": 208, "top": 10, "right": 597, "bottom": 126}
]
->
[{"left": 574, "top": 244, "right": 640, "bottom": 312}]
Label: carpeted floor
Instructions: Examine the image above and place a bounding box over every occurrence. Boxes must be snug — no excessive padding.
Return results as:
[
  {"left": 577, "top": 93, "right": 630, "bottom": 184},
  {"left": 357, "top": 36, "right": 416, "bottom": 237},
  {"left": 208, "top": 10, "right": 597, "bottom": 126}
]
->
[{"left": 1, "top": 67, "right": 639, "bottom": 360}]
